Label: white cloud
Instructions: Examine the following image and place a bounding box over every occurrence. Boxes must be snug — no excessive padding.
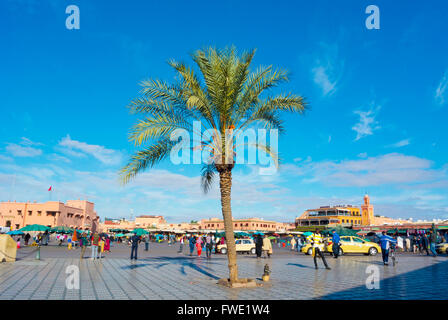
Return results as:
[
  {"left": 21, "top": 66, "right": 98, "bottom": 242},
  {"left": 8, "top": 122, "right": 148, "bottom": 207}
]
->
[
  {"left": 285, "top": 153, "right": 445, "bottom": 187},
  {"left": 312, "top": 65, "right": 337, "bottom": 96},
  {"left": 58, "top": 135, "right": 122, "bottom": 165},
  {"left": 357, "top": 152, "right": 368, "bottom": 158},
  {"left": 4, "top": 137, "right": 44, "bottom": 157},
  {"left": 20, "top": 137, "right": 43, "bottom": 146},
  {"left": 6, "top": 143, "right": 42, "bottom": 157},
  {"left": 0, "top": 154, "right": 13, "bottom": 162},
  {"left": 352, "top": 106, "right": 381, "bottom": 140},
  {"left": 48, "top": 154, "right": 71, "bottom": 163},
  {"left": 435, "top": 70, "right": 448, "bottom": 105},
  {"left": 310, "top": 43, "right": 343, "bottom": 97},
  {"left": 387, "top": 139, "right": 410, "bottom": 148}
]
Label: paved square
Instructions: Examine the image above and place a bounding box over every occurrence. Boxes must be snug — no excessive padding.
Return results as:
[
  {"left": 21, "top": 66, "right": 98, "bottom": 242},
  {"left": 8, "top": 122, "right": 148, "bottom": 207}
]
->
[{"left": 1, "top": 243, "right": 447, "bottom": 300}]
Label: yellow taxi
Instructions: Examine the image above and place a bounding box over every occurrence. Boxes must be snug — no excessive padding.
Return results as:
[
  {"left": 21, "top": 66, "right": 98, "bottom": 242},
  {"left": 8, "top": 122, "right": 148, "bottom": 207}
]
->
[
  {"left": 436, "top": 242, "right": 448, "bottom": 254},
  {"left": 301, "top": 237, "right": 331, "bottom": 255},
  {"left": 302, "top": 236, "right": 381, "bottom": 256},
  {"left": 217, "top": 238, "right": 256, "bottom": 255}
]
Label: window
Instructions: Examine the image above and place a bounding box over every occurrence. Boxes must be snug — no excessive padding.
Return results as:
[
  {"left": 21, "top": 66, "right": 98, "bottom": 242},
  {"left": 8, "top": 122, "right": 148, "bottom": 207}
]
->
[
  {"left": 28, "top": 211, "right": 32, "bottom": 216},
  {"left": 243, "top": 240, "right": 251, "bottom": 244},
  {"left": 340, "top": 236, "right": 351, "bottom": 243},
  {"left": 15, "top": 224, "right": 20, "bottom": 230},
  {"left": 37, "top": 211, "right": 42, "bottom": 216},
  {"left": 342, "top": 219, "right": 345, "bottom": 223},
  {"left": 17, "top": 210, "right": 22, "bottom": 215},
  {"left": 235, "top": 240, "right": 241, "bottom": 244},
  {"left": 352, "top": 237, "right": 364, "bottom": 243}
]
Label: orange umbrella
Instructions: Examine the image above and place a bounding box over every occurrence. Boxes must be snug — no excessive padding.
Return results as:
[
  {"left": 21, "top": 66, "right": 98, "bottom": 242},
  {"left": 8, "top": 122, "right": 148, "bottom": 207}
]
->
[{"left": 72, "top": 230, "right": 78, "bottom": 241}]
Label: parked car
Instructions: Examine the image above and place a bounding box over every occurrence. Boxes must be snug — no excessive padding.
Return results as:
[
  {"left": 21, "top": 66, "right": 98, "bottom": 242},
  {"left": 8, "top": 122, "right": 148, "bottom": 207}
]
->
[
  {"left": 217, "top": 238, "right": 256, "bottom": 254},
  {"left": 302, "top": 236, "right": 381, "bottom": 256},
  {"left": 436, "top": 242, "right": 448, "bottom": 254}
]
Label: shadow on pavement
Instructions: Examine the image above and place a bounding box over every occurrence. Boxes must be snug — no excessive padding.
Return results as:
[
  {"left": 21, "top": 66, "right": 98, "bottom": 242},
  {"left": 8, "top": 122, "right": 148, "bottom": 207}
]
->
[
  {"left": 320, "top": 259, "right": 448, "bottom": 300},
  {"left": 126, "top": 256, "right": 221, "bottom": 280},
  {"left": 286, "top": 262, "right": 314, "bottom": 269}
]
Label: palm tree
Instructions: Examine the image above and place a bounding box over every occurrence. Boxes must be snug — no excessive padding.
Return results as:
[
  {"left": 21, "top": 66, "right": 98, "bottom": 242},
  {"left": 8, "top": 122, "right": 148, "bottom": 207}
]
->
[{"left": 120, "top": 47, "right": 307, "bottom": 284}]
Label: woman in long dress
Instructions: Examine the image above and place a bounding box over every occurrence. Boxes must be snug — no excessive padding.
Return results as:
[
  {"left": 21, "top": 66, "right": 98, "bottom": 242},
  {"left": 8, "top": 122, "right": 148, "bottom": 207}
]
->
[{"left": 196, "top": 236, "right": 203, "bottom": 256}]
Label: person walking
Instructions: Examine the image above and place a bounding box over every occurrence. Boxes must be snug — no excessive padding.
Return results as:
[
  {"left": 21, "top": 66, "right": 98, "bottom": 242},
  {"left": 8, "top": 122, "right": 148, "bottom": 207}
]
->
[
  {"left": 255, "top": 234, "right": 263, "bottom": 258},
  {"left": 189, "top": 236, "right": 196, "bottom": 256},
  {"left": 99, "top": 237, "right": 105, "bottom": 259},
  {"left": 91, "top": 232, "right": 100, "bottom": 260},
  {"left": 417, "top": 235, "right": 423, "bottom": 253},
  {"left": 429, "top": 230, "right": 438, "bottom": 257},
  {"left": 80, "top": 234, "right": 88, "bottom": 259},
  {"left": 297, "top": 236, "right": 303, "bottom": 253},
  {"left": 130, "top": 233, "right": 140, "bottom": 260},
  {"left": 178, "top": 235, "right": 184, "bottom": 254},
  {"left": 331, "top": 230, "right": 341, "bottom": 259},
  {"left": 42, "top": 230, "right": 49, "bottom": 246},
  {"left": 262, "top": 234, "right": 273, "bottom": 258},
  {"left": 205, "top": 234, "right": 213, "bottom": 258},
  {"left": 412, "top": 235, "right": 417, "bottom": 253},
  {"left": 24, "top": 233, "right": 31, "bottom": 246},
  {"left": 405, "top": 237, "right": 411, "bottom": 252},
  {"left": 196, "top": 235, "right": 203, "bottom": 256},
  {"left": 290, "top": 237, "right": 296, "bottom": 251},
  {"left": 379, "top": 231, "right": 397, "bottom": 265},
  {"left": 423, "top": 234, "right": 430, "bottom": 255},
  {"left": 308, "top": 229, "right": 330, "bottom": 270},
  {"left": 104, "top": 236, "right": 111, "bottom": 253}
]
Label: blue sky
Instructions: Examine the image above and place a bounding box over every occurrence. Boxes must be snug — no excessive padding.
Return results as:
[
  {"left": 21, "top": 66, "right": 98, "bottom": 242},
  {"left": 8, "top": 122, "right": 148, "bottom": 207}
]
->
[{"left": 1, "top": 0, "right": 448, "bottom": 223}]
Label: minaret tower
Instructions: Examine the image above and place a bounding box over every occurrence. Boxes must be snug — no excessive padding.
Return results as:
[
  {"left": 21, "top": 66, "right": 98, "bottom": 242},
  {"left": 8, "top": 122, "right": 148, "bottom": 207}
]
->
[{"left": 361, "top": 193, "right": 374, "bottom": 226}]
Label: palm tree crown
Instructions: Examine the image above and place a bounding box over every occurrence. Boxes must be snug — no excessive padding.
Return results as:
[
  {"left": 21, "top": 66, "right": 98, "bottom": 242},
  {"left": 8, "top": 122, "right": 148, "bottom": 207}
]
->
[{"left": 121, "top": 47, "right": 307, "bottom": 186}]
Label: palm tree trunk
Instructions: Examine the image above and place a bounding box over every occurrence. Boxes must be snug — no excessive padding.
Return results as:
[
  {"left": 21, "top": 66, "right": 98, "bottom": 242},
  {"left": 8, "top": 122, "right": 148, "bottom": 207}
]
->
[{"left": 219, "top": 167, "right": 239, "bottom": 283}]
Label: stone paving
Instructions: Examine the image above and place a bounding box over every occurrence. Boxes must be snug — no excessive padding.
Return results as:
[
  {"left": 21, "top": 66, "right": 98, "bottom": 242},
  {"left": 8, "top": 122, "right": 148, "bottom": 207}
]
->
[{"left": 0, "top": 243, "right": 447, "bottom": 300}]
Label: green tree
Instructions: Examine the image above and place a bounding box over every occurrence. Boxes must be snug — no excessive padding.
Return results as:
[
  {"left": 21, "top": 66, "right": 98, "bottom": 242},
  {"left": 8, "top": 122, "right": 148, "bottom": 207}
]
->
[{"left": 120, "top": 47, "right": 307, "bottom": 284}]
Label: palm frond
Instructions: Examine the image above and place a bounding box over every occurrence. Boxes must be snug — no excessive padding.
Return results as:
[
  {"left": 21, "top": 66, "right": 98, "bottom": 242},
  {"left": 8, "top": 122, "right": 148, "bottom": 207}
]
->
[
  {"left": 120, "top": 138, "right": 176, "bottom": 184},
  {"left": 201, "top": 163, "right": 217, "bottom": 194}
]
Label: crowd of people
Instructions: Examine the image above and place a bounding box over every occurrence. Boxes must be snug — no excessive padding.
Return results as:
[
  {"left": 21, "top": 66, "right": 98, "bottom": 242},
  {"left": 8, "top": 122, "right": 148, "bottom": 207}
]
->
[{"left": 9, "top": 228, "right": 448, "bottom": 266}]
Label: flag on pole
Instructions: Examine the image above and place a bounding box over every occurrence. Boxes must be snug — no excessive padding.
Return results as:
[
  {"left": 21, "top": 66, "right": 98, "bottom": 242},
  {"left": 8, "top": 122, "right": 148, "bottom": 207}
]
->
[{"left": 48, "top": 186, "right": 52, "bottom": 191}]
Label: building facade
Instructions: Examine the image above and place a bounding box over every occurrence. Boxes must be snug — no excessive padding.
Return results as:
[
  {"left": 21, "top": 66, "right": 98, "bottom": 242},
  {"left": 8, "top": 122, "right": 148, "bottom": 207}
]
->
[
  {"left": 135, "top": 215, "right": 167, "bottom": 228},
  {"left": 296, "top": 205, "right": 362, "bottom": 227},
  {"left": 199, "top": 217, "right": 294, "bottom": 233},
  {"left": 0, "top": 200, "right": 99, "bottom": 230},
  {"left": 295, "top": 194, "right": 405, "bottom": 227},
  {"left": 99, "top": 215, "right": 168, "bottom": 233}
]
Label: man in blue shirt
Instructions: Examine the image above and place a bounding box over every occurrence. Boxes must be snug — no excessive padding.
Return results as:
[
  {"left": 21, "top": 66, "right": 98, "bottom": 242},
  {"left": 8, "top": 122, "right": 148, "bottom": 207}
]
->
[
  {"left": 331, "top": 230, "right": 341, "bottom": 259},
  {"left": 379, "top": 231, "right": 397, "bottom": 265}
]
